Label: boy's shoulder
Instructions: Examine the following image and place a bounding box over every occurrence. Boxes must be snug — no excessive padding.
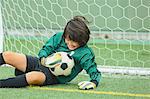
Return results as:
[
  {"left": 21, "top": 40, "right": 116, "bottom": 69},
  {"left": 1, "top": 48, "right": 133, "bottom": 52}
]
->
[
  {"left": 55, "top": 32, "right": 63, "bottom": 37},
  {"left": 52, "top": 32, "right": 64, "bottom": 41},
  {"left": 85, "top": 46, "right": 94, "bottom": 55},
  {"left": 77, "top": 45, "right": 95, "bottom": 56}
]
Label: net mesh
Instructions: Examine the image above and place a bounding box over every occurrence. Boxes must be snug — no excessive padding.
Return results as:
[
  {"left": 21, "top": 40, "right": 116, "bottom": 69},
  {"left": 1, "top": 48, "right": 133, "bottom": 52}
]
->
[{"left": 1, "top": 0, "right": 150, "bottom": 75}]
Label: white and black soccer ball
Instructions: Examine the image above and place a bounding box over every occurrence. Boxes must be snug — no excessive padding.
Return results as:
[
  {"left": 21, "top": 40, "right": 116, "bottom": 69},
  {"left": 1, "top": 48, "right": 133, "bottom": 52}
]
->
[{"left": 45, "top": 52, "right": 74, "bottom": 76}]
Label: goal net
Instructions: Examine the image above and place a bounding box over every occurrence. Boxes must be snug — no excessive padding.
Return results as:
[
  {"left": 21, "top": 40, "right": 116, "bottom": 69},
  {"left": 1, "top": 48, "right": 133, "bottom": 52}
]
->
[{"left": 1, "top": 0, "right": 150, "bottom": 76}]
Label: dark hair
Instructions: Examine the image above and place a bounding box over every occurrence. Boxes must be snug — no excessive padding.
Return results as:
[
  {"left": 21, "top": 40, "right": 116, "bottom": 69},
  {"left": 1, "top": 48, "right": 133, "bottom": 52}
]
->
[{"left": 63, "top": 16, "right": 90, "bottom": 46}]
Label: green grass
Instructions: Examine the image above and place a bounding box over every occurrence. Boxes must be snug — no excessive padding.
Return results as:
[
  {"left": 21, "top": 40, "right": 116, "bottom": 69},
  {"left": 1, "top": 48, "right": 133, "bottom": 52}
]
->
[
  {"left": 0, "top": 67, "right": 150, "bottom": 99},
  {"left": 90, "top": 43, "right": 150, "bottom": 67}
]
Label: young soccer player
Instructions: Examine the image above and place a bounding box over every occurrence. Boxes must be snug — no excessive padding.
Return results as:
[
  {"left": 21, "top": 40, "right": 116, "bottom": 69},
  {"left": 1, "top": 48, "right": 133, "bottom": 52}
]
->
[{"left": 0, "top": 16, "right": 101, "bottom": 90}]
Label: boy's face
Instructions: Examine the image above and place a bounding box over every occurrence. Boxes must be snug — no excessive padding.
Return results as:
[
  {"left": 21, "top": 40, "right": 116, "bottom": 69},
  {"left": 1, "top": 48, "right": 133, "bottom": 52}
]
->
[{"left": 65, "top": 37, "right": 80, "bottom": 50}]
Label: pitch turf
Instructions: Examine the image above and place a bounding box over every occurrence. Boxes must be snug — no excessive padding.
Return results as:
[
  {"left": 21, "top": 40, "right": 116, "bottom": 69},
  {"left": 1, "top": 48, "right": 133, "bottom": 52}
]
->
[{"left": 0, "top": 66, "right": 150, "bottom": 99}]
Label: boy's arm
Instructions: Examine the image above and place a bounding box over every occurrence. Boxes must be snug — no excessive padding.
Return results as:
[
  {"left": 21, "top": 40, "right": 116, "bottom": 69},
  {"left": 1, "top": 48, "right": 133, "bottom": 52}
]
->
[
  {"left": 38, "top": 38, "right": 55, "bottom": 59},
  {"left": 78, "top": 54, "right": 101, "bottom": 90},
  {"left": 78, "top": 65, "right": 101, "bottom": 90},
  {"left": 38, "top": 33, "right": 62, "bottom": 59}
]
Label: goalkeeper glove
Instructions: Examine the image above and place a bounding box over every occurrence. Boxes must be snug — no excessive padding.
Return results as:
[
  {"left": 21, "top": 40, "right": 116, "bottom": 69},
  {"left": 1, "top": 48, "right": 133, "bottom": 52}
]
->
[
  {"left": 78, "top": 81, "right": 96, "bottom": 90},
  {"left": 40, "top": 53, "right": 62, "bottom": 67},
  {"left": 40, "top": 57, "right": 46, "bottom": 66}
]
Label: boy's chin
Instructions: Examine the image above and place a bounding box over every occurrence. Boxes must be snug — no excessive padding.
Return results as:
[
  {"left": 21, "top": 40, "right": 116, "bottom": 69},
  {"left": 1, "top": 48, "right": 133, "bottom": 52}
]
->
[
  {"left": 68, "top": 48, "right": 75, "bottom": 50},
  {"left": 68, "top": 47, "right": 76, "bottom": 50}
]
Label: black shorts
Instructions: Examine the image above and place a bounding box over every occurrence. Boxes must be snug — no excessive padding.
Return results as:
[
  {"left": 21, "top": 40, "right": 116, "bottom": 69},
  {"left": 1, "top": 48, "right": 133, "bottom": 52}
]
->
[{"left": 25, "top": 55, "right": 59, "bottom": 86}]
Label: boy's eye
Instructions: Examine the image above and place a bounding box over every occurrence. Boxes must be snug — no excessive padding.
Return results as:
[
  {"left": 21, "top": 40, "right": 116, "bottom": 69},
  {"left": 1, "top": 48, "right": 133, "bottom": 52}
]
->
[
  {"left": 66, "top": 39, "right": 70, "bottom": 41},
  {"left": 65, "top": 38, "right": 70, "bottom": 41}
]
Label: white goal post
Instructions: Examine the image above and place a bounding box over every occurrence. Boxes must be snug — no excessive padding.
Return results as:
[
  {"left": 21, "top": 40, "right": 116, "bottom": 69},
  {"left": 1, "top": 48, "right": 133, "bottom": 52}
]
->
[
  {"left": 0, "top": 3, "right": 4, "bottom": 53},
  {"left": 98, "top": 66, "right": 150, "bottom": 76}
]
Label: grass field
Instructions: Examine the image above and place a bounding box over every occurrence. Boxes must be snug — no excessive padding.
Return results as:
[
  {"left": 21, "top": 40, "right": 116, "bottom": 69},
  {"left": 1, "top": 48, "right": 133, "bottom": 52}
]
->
[
  {"left": 2, "top": 36, "right": 150, "bottom": 99},
  {"left": 0, "top": 66, "right": 150, "bottom": 99}
]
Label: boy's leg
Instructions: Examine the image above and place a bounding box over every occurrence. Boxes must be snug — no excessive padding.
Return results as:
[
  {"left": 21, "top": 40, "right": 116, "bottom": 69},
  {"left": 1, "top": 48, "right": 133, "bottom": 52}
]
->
[
  {"left": 15, "top": 69, "right": 25, "bottom": 76},
  {"left": 26, "top": 71, "right": 46, "bottom": 85},
  {"left": 0, "top": 74, "right": 28, "bottom": 88},
  {"left": 0, "top": 52, "right": 28, "bottom": 77},
  {"left": 1, "top": 51, "right": 27, "bottom": 72},
  {"left": 0, "top": 71, "right": 46, "bottom": 88},
  {"left": 14, "top": 55, "right": 41, "bottom": 76},
  {"left": 0, "top": 53, "right": 5, "bottom": 65}
]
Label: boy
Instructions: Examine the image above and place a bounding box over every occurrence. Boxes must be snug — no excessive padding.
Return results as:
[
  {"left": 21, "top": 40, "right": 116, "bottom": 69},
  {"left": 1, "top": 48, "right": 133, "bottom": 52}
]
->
[{"left": 0, "top": 16, "right": 101, "bottom": 90}]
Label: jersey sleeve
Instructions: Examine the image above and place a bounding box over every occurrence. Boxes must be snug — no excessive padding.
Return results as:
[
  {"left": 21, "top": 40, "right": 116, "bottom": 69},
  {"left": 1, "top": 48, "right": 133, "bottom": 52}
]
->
[
  {"left": 38, "top": 32, "right": 63, "bottom": 59},
  {"left": 80, "top": 53, "right": 101, "bottom": 86}
]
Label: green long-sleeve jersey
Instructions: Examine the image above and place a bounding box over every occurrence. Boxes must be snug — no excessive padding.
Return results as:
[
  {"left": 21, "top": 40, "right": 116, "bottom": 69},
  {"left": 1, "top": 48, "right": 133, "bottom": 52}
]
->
[{"left": 38, "top": 32, "right": 101, "bottom": 86}]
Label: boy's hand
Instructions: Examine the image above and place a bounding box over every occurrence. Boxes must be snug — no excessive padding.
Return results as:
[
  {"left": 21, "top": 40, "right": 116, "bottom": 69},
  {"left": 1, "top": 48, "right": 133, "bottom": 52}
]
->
[
  {"left": 78, "top": 81, "right": 96, "bottom": 90},
  {"left": 40, "top": 57, "right": 46, "bottom": 66}
]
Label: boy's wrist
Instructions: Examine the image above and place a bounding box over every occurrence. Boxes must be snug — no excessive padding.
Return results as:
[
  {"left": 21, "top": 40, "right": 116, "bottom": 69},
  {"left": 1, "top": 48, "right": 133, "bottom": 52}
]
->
[{"left": 90, "top": 80, "right": 98, "bottom": 87}]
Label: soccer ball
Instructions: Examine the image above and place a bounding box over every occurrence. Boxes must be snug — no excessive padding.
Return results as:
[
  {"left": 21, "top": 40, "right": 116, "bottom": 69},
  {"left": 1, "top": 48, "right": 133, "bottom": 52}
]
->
[{"left": 45, "top": 52, "right": 74, "bottom": 76}]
